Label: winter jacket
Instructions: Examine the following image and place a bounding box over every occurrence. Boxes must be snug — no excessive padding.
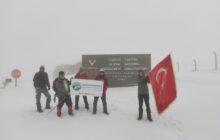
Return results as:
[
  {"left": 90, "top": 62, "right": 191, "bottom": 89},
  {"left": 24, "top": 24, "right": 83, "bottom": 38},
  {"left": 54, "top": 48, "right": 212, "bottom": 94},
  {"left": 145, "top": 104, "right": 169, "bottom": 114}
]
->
[
  {"left": 75, "top": 72, "right": 88, "bottom": 79},
  {"left": 137, "top": 75, "right": 150, "bottom": 95},
  {"left": 95, "top": 75, "right": 108, "bottom": 94},
  {"left": 33, "top": 71, "right": 50, "bottom": 89},
  {"left": 53, "top": 78, "right": 71, "bottom": 98}
]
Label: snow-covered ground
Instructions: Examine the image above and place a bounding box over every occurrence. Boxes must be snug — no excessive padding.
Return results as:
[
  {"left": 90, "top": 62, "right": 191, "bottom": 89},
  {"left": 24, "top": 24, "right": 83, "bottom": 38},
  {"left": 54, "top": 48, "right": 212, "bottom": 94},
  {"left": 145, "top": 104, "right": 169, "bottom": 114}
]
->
[{"left": 0, "top": 72, "right": 220, "bottom": 140}]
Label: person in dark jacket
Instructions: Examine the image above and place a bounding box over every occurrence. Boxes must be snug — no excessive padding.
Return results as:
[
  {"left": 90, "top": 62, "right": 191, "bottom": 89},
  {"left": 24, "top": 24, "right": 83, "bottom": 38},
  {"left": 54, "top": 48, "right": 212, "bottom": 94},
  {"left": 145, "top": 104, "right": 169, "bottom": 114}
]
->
[
  {"left": 74, "top": 66, "right": 89, "bottom": 110},
  {"left": 33, "top": 65, "right": 51, "bottom": 113},
  {"left": 53, "top": 71, "right": 73, "bottom": 117},
  {"left": 137, "top": 69, "right": 152, "bottom": 121},
  {"left": 93, "top": 69, "right": 109, "bottom": 115}
]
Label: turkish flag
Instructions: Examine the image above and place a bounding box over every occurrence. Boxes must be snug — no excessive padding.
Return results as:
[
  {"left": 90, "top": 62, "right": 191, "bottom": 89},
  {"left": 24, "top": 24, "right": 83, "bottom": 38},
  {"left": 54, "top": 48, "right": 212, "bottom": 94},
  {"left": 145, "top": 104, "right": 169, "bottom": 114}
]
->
[{"left": 148, "top": 55, "right": 177, "bottom": 114}]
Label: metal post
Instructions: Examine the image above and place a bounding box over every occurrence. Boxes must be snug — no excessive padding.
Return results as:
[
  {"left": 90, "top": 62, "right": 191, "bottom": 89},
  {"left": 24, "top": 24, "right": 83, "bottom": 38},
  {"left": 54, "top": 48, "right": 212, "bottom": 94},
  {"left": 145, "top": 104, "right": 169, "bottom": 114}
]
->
[
  {"left": 214, "top": 52, "right": 218, "bottom": 70},
  {"left": 15, "top": 78, "right": 17, "bottom": 87},
  {"left": 193, "top": 59, "right": 197, "bottom": 72}
]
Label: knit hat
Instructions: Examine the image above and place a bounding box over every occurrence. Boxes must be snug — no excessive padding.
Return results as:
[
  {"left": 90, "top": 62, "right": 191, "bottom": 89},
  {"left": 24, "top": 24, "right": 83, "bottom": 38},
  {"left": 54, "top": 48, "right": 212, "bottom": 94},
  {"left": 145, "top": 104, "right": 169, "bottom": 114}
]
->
[
  {"left": 39, "top": 65, "right": 45, "bottom": 71},
  {"left": 40, "top": 65, "right": 44, "bottom": 69},
  {"left": 59, "top": 71, "right": 65, "bottom": 76}
]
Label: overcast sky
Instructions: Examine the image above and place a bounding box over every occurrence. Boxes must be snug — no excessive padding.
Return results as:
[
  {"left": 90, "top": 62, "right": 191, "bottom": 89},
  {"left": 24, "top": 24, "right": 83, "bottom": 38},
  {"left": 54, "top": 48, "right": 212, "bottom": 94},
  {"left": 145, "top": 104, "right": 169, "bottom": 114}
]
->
[{"left": 0, "top": 0, "right": 219, "bottom": 80}]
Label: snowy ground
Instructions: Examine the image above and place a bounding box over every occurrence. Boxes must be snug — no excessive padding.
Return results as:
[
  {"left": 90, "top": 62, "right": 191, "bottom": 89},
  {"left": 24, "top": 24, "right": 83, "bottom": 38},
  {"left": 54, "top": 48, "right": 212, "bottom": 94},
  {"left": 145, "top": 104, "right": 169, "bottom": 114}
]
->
[{"left": 0, "top": 72, "right": 220, "bottom": 140}]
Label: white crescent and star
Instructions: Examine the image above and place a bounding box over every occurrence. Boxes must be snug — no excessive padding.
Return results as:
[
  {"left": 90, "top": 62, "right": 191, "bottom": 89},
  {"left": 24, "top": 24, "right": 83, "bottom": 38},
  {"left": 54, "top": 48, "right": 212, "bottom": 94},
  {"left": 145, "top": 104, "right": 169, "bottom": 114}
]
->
[{"left": 155, "top": 68, "right": 167, "bottom": 89}]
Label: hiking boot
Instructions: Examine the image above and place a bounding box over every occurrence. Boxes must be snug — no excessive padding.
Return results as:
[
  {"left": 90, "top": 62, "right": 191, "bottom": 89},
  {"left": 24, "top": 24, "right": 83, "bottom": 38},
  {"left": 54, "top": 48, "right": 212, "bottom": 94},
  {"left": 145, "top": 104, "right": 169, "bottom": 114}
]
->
[
  {"left": 57, "top": 107, "right": 62, "bottom": 117},
  {"left": 103, "top": 111, "right": 109, "bottom": 115},
  {"left": 137, "top": 108, "right": 143, "bottom": 120},
  {"left": 37, "top": 103, "right": 43, "bottom": 113}
]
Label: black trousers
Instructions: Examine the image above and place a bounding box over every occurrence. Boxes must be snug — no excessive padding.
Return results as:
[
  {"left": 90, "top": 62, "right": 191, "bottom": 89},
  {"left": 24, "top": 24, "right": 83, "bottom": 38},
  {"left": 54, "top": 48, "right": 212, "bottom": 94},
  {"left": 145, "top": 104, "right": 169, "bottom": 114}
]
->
[
  {"left": 93, "top": 93, "right": 107, "bottom": 112},
  {"left": 75, "top": 95, "right": 88, "bottom": 106},
  {"left": 57, "top": 95, "right": 73, "bottom": 108},
  {"left": 138, "top": 94, "right": 150, "bottom": 110},
  {"left": 138, "top": 94, "right": 152, "bottom": 120}
]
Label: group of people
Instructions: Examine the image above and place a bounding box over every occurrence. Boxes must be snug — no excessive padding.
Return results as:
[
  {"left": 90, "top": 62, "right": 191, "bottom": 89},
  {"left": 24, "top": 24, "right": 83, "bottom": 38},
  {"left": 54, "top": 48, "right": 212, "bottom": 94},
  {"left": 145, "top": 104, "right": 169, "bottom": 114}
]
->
[
  {"left": 33, "top": 65, "right": 152, "bottom": 121},
  {"left": 33, "top": 66, "right": 109, "bottom": 117}
]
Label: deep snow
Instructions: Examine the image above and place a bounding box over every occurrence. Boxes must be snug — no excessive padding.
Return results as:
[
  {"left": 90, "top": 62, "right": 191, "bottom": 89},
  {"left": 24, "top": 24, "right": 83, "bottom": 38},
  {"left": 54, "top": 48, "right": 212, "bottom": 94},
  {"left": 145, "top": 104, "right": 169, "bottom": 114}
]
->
[{"left": 0, "top": 72, "right": 220, "bottom": 140}]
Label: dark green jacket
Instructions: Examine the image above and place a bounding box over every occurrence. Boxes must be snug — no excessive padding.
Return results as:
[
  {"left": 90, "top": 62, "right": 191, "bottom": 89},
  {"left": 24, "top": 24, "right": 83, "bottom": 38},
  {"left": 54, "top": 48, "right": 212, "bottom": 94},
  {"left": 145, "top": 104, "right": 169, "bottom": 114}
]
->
[
  {"left": 53, "top": 78, "right": 71, "bottom": 98},
  {"left": 33, "top": 72, "right": 50, "bottom": 89},
  {"left": 137, "top": 76, "right": 150, "bottom": 95}
]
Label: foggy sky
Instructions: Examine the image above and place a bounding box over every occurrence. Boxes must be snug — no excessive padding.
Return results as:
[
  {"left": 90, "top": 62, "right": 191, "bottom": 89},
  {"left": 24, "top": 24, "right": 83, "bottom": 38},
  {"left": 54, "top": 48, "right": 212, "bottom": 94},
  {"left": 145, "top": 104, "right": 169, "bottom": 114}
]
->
[{"left": 0, "top": 0, "right": 219, "bottom": 80}]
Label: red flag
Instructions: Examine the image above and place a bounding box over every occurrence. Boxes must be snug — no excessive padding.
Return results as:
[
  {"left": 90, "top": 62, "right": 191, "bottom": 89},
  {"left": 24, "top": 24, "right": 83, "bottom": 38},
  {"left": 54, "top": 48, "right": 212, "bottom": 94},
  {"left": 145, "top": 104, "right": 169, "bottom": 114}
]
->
[{"left": 148, "top": 55, "right": 177, "bottom": 114}]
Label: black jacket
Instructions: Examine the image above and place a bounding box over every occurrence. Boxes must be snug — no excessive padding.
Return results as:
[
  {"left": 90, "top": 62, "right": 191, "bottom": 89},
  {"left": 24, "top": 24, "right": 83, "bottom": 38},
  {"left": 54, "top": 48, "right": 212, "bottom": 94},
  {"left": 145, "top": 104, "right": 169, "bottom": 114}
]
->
[
  {"left": 137, "top": 75, "right": 150, "bottom": 95},
  {"left": 33, "top": 72, "right": 50, "bottom": 89},
  {"left": 53, "top": 78, "right": 71, "bottom": 98}
]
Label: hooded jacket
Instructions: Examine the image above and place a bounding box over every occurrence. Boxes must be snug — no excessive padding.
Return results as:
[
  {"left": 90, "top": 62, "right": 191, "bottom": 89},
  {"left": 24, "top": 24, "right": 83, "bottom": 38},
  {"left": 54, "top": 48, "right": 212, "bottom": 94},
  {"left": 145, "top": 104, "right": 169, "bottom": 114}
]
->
[
  {"left": 33, "top": 71, "right": 50, "bottom": 89},
  {"left": 53, "top": 78, "right": 71, "bottom": 98}
]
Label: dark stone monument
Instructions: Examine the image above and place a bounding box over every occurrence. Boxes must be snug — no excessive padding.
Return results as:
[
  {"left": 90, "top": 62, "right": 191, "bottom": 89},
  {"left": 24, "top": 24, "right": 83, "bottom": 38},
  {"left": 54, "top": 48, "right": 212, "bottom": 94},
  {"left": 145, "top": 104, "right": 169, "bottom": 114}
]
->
[{"left": 82, "top": 54, "right": 151, "bottom": 87}]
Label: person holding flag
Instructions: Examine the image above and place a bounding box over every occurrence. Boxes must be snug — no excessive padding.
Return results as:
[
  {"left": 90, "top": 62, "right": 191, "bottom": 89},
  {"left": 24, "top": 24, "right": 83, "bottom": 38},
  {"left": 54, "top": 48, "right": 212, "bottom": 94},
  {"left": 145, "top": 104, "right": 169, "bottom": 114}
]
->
[{"left": 137, "top": 69, "right": 153, "bottom": 122}]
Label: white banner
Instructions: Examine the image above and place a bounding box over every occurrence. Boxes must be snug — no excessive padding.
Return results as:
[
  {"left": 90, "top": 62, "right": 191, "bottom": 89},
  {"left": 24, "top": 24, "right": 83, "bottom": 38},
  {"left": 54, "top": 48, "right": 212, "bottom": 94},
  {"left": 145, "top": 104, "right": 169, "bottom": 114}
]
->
[{"left": 70, "top": 79, "right": 104, "bottom": 97}]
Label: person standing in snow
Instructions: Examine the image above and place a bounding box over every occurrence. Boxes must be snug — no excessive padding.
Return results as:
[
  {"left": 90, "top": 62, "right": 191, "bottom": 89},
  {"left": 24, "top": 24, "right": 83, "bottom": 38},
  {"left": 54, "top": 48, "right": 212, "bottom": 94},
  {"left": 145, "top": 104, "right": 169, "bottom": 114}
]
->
[
  {"left": 33, "top": 65, "right": 51, "bottom": 113},
  {"left": 53, "top": 71, "right": 73, "bottom": 117},
  {"left": 74, "top": 66, "right": 89, "bottom": 110},
  {"left": 137, "top": 69, "right": 152, "bottom": 121},
  {"left": 93, "top": 69, "right": 109, "bottom": 115}
]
